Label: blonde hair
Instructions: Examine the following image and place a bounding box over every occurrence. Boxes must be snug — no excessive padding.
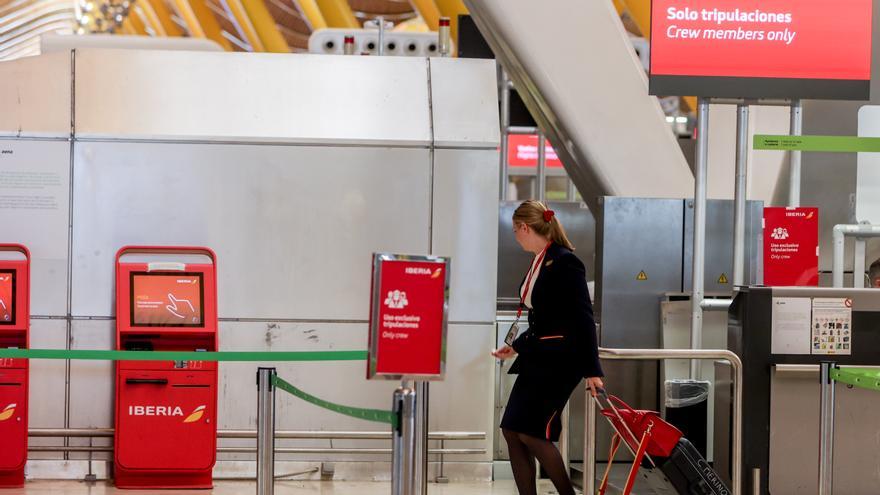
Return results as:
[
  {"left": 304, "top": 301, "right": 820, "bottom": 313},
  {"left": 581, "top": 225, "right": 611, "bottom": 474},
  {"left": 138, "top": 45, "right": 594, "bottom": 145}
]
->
[{"left": 513, "top": 200, "right": 575, "bottom": 250}]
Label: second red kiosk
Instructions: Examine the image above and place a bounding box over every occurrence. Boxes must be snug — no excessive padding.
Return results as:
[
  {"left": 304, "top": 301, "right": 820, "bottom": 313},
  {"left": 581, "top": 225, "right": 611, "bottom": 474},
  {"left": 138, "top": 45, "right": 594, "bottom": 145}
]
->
[
  {"left": 114, "top": 246, "right": 218, "bottom": 489},
  {"left": 0, "top": 244, "right": 29, "bottom": 488}
]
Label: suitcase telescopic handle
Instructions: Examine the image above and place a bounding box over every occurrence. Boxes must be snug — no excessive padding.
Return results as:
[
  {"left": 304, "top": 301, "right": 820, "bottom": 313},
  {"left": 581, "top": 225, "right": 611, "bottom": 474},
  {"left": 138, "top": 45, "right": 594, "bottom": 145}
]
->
[{"left": 125, "top": 378, "right": 169, "bottom": 385}]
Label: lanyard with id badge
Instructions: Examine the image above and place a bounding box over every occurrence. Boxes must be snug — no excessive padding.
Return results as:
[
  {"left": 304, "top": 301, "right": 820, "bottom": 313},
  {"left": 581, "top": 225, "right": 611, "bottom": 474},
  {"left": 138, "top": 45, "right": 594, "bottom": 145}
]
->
[{"left": 504, "top": 243, "right": 551, "bottom": 346}]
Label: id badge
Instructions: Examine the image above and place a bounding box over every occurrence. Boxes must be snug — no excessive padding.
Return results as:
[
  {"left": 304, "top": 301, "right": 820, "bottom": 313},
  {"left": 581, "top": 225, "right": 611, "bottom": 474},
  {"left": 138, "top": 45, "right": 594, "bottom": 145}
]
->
[{"left": 504, "top": 319, "right": 520, "bottom": 346}]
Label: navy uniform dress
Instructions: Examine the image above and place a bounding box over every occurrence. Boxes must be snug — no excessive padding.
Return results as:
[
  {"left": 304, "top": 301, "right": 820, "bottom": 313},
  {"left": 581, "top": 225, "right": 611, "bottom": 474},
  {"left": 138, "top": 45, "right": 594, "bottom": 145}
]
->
[{"left": 500, "top": 242, "right": 603, "bottom": 442}]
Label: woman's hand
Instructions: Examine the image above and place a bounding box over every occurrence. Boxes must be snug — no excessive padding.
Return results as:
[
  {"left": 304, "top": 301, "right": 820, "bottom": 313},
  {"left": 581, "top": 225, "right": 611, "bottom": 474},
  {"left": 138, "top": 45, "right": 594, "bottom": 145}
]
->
[
  {"left": 586, "top": 377, "right": 604, "bottom": 397},
  {"left": 491, "top": 345, "right": 517, "bottom": 360}
]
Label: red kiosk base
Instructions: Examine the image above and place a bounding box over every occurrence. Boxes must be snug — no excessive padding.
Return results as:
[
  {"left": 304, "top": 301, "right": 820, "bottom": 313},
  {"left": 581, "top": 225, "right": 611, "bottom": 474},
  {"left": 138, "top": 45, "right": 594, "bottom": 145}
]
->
[
  {"left": 114, "top": 246, "right": 218, "bottom": 489},
  {"left": 0, "top": 245, "right": 30, "bottom": 488}
]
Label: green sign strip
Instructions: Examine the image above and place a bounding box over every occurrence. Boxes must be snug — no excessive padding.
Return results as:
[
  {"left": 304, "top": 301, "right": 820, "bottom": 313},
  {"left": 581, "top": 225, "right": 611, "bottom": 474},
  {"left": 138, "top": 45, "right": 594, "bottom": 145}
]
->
[
  {"left": 0, "top": 348, "right": 368, "bottom": 362},
  {"left": 272, "top": 375, "right": 396, "bottom": 427},
  {"left": 831, "top": 368, "right": 880, "bottom": 392},
  {"left": 754, "top": 135, "right": 880, "bottom": 153}
]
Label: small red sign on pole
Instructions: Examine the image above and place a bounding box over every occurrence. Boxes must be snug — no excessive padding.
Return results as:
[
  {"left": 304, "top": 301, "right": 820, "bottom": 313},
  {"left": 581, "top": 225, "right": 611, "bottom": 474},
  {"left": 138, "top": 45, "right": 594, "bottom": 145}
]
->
[
  {"left": 367, "top": 254, "right": 449, "bottom": 380},
  {"left": 763, "top": 207, "right": 819, "bottom": 286}
]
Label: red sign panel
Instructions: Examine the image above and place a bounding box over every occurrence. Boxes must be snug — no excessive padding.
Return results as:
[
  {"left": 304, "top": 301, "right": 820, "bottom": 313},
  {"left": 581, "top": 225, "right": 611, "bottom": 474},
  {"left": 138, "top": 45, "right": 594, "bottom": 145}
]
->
[
  {"left": 0, "top": 272, "right": 13, "bottom": 325},
  {"left": 131, "top": 273, "right": 203, "bottom": 327},
  {"left": 507, "top": 135, "right": 563, "bottom": 168},
  {"left": 764, "top": 207, "right": 819, "bottom": 286},
  {"left": 368, "top": 256, "right": 448, "bottom": 379},
  {"left": 650, "top": 0, "right": 873, "bottom": 99}
]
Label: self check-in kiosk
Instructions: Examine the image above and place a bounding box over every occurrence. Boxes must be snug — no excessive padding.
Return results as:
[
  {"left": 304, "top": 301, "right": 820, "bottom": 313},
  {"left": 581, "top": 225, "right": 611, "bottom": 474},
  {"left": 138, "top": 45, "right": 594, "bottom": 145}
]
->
[
  {"left": 114, "top": 246, "right": 218, "bottom": 489},
  {"left": 0, "top": 245, "right": 29, "bottom": 488}
]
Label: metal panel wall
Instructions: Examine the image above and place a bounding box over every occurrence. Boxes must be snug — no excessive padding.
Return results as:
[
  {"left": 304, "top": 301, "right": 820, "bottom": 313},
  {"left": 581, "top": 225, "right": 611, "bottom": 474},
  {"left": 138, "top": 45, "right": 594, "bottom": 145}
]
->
[
  {"left": 0, "top": 139, "right": 70, "bottom": 316},
  {"left": 429, "top": 58, "right": 501, "bottom": 149},
  {"left": 71, "top": 142, "right": 432, "bottom": 319},
  {"left": 432, "top": 149, "right": 500, "bottom": 323},
  {"left": 0, "top": 53, "right": 71, "bottom": 138},
  {"left": 73, "top": 50, "right": 432, "bottom": 146}
]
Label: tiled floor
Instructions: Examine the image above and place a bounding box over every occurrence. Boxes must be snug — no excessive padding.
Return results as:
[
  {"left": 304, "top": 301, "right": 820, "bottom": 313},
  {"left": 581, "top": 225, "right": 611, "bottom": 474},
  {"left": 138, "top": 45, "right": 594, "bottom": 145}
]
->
[{"left": 3, "top": 480, "right": 568, "bottom": 494}]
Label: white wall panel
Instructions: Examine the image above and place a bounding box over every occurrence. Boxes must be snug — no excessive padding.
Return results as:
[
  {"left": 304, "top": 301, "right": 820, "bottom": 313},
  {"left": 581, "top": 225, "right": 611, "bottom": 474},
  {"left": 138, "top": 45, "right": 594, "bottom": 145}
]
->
[
  {"left": 71, "top": 142, "right": 431, "bottom": 319},
  {"left": 67, "top": 320, "right": 114, "bottom": 429},
  {"left": 432, "top": 149, "right": 499, "bottom": 323},
  {"left": 430, "top": 58, "right": 500, "bottom": 149},
  {"left": 0, "top": 52, "right": 70, "bottom": 138},
  {"left": 27, "top": 319, "right": 67, "bottom": 460},
  {"left": 0, "top": 139, "right": 70, "bottom": 316},
  {"left": 857, "top": 106, "right": 880, "bottom": 223},
  {"left": 74, "top": 50, "right": 432, "bottom": 146}
]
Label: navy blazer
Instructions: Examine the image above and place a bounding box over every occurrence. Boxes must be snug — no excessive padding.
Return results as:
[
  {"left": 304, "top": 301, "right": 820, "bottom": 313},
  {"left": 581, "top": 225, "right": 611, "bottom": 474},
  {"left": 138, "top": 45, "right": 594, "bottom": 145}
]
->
[{"left": 509, "top": 243, "right": 603, "bottom": 379}]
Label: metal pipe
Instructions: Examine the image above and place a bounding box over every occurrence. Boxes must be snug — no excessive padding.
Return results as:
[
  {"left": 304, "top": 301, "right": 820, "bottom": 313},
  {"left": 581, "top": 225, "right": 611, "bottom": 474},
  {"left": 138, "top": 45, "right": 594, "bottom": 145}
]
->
[
  {"left": 701, "top": 298, "right": 733, "bottom": 312},
  {"left": 507, "top": 126, "right": 539, "bottom": 135},
  {"left": 587, "top": 347, "right": 744, "bottom": 495},
  {"left": 733, "top": 104, "right": 750, "bottom": 287},
  {"left": 560, "top": 402, "right": 569, "bottom": 473},
  {"left": 819, "top": 362, "right": 835, "bottom": 495},
  {"left": 26, "top": 446, "right": 485, "bottom": 455},
  {"left": 752, "top": 468, "right": 761, "bottom": 495},
  {"left": 414, "top": 382, "right": 429, "bottom": 495},
  {"left": 691, "top": 99, "right": 710, "bottom": 379},
  {"left": 789, "top": 100, "right": 803, "bottom": 207},
  {"left": 256, "top": 367, "right": 276, "bottom": 495},
  {"left": 832, "top": 224, "right": 880, "bottom": 287},
  {"left": 583, "top": 393, "right": 596, "bottom": 495},
  {"left": 392, "top": 386, "right": 416, "bottom": 495},
  {"left": 537, "top": 130, "right": 546, "bottom": 202},
  {"left": 499, "top": 69, "right": 510, "bottom": 200},
  {"left": 855, "top": 238, "right": 867, "bottom": 289},
  {"left": 377, "top": 16, "right": 385, "bottom": 56},
  {"left": 27, "top": 429, "right": 485, "bottom": 440}
]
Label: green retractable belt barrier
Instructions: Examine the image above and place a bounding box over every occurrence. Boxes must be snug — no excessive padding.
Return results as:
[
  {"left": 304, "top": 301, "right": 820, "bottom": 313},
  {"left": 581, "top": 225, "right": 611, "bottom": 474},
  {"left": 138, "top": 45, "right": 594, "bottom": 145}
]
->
[
  {"left": 830, "top": 368, "right": 880, "bottom": 392},
  {"left": 0, "top": 348, "right": 367, "bottom": 362},
  {"left": 272, "top": 375, "right": 397, "bottom": 427}
]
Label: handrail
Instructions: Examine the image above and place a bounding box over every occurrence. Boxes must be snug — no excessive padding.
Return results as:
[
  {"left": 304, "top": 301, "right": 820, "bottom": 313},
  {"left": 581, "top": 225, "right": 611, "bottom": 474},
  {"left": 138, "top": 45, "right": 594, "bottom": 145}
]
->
[
  {"left": 585, "top": 347, "right": 743, "bottom": 495},
  {"left": 28, "top": 428, "right": 485, "bottom": 441}
]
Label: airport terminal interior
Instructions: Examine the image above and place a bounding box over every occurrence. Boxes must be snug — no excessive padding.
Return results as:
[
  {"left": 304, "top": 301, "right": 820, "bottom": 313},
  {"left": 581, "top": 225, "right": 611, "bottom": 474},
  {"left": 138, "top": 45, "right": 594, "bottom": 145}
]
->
[{"left": 1, "top": 0, "right": 880, "bottom": 494}]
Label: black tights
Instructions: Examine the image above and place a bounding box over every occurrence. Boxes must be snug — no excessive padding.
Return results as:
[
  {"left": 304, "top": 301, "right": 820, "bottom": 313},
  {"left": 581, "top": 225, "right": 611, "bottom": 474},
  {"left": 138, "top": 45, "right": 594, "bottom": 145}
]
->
[{"left": 502, "top": 428, "right": 575, "bottom": 495}]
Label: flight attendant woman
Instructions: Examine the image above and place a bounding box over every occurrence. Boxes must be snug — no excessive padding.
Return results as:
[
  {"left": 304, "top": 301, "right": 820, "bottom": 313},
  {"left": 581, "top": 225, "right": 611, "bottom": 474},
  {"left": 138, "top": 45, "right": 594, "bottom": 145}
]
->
[{"left": 492, "top": 200, "right": 603, "bottom": 495}]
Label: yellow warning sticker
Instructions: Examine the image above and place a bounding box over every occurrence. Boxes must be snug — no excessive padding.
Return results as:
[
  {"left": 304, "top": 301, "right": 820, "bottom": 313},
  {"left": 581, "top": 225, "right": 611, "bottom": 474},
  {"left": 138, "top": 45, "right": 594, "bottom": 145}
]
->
[
  {"left": 718, "top": 273, "right": 729, "bottom": 284},
  {"left": 636, "top": 271, "right": 648, "bottom": 281}
]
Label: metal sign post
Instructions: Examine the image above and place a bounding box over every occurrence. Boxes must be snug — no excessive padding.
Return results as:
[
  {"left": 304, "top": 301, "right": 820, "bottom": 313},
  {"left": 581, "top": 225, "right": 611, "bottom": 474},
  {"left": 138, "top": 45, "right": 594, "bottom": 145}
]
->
[
  {"left": 818, "top": 362, "right": 836, "bottom": 495},
  {"left": 256, "top": 368, "right": 276, "bottom": 495},
  {"left": 392, "top": 384, "right": 417, "bottom": 495}
]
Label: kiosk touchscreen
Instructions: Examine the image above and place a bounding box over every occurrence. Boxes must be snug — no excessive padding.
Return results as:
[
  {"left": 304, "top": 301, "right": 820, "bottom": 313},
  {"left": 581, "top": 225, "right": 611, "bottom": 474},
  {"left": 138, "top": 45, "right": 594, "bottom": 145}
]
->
[
  {"left": 114, "top": 247, "right": 218, "bottom": 489},
  {"left": 0, "top": 245, "right": 30, "bottom": 488}
]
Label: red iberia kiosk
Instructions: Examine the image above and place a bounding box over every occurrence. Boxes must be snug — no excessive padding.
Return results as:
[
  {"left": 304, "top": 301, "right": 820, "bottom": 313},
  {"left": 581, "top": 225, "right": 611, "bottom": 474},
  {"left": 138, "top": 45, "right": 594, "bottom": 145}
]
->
[
  {"left": 0, "top": 244, "right": 29, "bottom": 488},
  {"left": 114, "top": 246, "right": 218, "bottom": 489}
]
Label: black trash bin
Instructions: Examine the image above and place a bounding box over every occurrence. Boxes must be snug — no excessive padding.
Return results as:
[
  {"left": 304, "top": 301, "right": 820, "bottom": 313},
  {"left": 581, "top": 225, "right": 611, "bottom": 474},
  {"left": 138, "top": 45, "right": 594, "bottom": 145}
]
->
[{"left": 664, "top": 379, "right": 710, "bottom": 458}]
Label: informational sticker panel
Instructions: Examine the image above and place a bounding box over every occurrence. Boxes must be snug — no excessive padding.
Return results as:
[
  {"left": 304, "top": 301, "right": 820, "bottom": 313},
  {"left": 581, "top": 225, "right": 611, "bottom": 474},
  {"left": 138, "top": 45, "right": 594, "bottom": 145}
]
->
[
  {"left": 763, "top": 207, "right": 819, "bottom": 286},
  {"left": 812, "top": 298, "right": 853, "bottom": 355},
  {"left": 650, "top": 0, "right": 873, "bottom": 99},
  {"left": 771, "top": 297, "right": 812, "bottom": 355},
  {"left": 367, "top": 254, "right": 449, "bottom": 380}
]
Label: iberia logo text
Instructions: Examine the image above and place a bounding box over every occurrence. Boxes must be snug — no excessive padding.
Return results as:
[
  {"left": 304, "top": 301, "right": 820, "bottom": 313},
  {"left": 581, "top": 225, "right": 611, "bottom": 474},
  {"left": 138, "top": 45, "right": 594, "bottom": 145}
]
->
[
  {"left": 0, "top": 403, "right": 15, "bottom": 421},
  {"left": 128, "top": 404, "right": 206, "bottom": 423}
]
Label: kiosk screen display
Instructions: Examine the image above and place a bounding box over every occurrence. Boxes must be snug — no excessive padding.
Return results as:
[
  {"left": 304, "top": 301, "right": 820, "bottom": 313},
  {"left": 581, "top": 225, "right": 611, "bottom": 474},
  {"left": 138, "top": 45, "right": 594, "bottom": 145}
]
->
[
  {"left": 0, "top": 270, "right": 14, "bottom": 325},
  {"left": 131, "top": 273, "right": 204, "bottom": 327}
]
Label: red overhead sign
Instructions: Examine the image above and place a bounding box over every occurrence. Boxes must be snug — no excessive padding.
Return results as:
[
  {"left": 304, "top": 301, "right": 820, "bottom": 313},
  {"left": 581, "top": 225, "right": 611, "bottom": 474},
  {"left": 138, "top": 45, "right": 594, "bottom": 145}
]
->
[
  {"left": 507, "top": 135, "right": 563, "bottom": 168},
  {"left": 763, "top": 207, "right": 819, "bottom": 286},
  {"left": 650, "top": 0, "right": 873, "bottom": 99},
  {"left": 368, "top": 255, "right": 449, "bottom": 380}
]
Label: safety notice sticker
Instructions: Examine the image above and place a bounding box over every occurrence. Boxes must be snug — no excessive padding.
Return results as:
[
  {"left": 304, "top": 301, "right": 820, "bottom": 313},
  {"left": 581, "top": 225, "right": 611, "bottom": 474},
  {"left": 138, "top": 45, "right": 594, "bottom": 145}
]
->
[{"left": 811, "top": 298, "right": 852, "bottom": 355}]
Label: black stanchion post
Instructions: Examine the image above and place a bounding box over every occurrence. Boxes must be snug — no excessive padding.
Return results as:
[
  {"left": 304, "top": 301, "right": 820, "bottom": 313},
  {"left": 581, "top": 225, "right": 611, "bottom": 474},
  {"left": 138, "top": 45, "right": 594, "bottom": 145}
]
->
[
  {"left": 257, "top": 368, "right": 276, "bottom": 495},
  {"left": 819, "top": 362, "right": 836, "bottom": 495}
]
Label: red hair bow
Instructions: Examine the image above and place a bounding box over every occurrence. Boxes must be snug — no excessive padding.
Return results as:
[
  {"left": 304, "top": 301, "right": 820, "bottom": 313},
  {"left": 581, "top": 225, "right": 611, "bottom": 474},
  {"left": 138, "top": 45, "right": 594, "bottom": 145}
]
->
[{"left": 543, "top": 210, "right": 555, "bottom": 222}]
